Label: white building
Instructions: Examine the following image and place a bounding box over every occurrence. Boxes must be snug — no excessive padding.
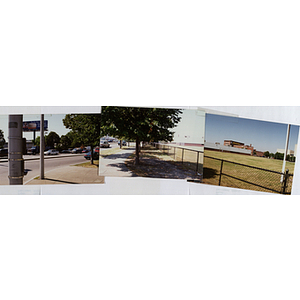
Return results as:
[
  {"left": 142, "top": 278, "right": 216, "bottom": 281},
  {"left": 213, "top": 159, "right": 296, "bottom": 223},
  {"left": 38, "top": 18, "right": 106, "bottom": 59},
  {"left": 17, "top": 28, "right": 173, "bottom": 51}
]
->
[
  {"left": 171, "top": 108, "right": 205, "bottom": 148},
  {"left": 277, "top": 144, "right": 298, "bottom": 156}
]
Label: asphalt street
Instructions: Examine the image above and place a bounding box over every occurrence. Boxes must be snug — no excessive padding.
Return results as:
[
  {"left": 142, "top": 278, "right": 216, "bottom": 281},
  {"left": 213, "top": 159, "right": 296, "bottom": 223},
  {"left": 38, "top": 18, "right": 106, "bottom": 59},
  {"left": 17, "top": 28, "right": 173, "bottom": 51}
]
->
[
  {"left": 0, "top": 154, "right": 87, "bottom": 185},
  {"left": 0, "top": 142, "right": 125, "bottom": 185}
]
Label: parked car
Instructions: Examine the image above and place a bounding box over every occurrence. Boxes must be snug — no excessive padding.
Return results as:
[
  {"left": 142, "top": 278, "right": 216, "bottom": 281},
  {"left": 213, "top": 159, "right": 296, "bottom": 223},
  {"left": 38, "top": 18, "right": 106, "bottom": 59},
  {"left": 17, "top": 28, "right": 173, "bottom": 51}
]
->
[
  {"left": 100, "top": 141, "right": 110, "bottom": 148},
  {"left": 94, "top": 147, "right": 100, "bottom": 153},
  {"left": 44, "top": 149, "right": 59, "bottom": 155},
  {"left": 84, "top": 151, "right": 99, "bottom": 160},
  {"left": 0, "top": 148, "right": 8, "bottom": 158},
  {"left": 61, "top": 149, "right": 71, "bottom": 153},
  {"left": 28, "top": 146, "right": 40, "bottom": 155},
  {"left": 72, "top": 148, "right": 83, "bottom": 154}
]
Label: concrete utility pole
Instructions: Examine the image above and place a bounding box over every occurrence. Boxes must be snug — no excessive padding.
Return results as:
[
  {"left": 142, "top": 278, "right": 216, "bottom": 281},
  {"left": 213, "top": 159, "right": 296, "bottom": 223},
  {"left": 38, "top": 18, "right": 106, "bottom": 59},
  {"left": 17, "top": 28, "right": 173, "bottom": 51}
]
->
[
  {"left": 281, "top": 124, "right": 291, "bottom": 183},
  {"left": 40, "top": 114, "right": 45, "bottom": 179},
  {"left": 8, "top": 115, "right": 24, "bottom": 185}
]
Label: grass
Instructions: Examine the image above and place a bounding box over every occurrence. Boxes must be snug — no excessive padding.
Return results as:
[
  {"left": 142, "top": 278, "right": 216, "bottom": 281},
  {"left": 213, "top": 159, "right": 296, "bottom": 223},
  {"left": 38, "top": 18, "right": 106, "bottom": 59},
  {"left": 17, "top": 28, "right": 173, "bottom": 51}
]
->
[
  {"left": 74, "top": 160, "right": 99, "bottom": 168},
  {"left": 100, "top": 147, "right": 124, "bottom": 157},
  {"left": 153, "top": 145, "right": 294, "bottom": 194},
  {"left": 204, "top": 149, "right": 295, "bottom": 173},
  {"left": 203, "top": 149, "right": 295, "bottom": 194}
]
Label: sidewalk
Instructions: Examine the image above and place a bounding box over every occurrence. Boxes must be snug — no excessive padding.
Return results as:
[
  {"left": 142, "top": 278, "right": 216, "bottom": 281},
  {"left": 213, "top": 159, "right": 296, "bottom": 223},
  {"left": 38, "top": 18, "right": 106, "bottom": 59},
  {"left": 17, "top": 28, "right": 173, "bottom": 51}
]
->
[
  {"left": 25, "top": 165, "right": 104, "bottom": 185},
  {"left": 25, "top": 147, "right": 136, "bottom": 185},
  {"left": 99, "top": 147, "right": 137, "bottom": 177}
]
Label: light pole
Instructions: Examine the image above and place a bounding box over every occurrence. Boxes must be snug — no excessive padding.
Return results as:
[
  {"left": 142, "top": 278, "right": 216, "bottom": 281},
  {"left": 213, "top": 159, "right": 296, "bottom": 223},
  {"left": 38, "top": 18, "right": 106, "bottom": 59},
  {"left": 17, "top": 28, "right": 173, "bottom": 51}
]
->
[
  {"left": 40, "top": 114, "right": 45, "bottom": 179},
  {"left": 281, "top": 124, "right": 291, "bottom": 183},
  {"left": 8, "top": 115, "right": 24, "bottom": 185}
]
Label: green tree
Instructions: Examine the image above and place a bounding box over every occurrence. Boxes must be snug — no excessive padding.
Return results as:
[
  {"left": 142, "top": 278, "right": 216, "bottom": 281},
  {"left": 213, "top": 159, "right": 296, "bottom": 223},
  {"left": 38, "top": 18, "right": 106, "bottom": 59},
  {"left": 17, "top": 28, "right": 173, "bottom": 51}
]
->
[
  {"left": 101, "top": 107, "right": 182, "bottom": 165},
  {"left": 60, "top": 133, "right": 72, "bottom": 150},
  {"left": 0, "top": 129, "right": 5, "bottom": 148},
  {"left": 263, "top": 151, "right": 270, "bottom": 158},
  {"left": 45, "top": 131, "right": 60, "bottom": 149},
  {"left": 274, "top": 152, "right": 284, "bottom": 160},
  {"left": 34, "top": 136, "right": 40, "bottom": 146},
  {"left": 63, "top": 114, "right": 101, "bottom": 164}
]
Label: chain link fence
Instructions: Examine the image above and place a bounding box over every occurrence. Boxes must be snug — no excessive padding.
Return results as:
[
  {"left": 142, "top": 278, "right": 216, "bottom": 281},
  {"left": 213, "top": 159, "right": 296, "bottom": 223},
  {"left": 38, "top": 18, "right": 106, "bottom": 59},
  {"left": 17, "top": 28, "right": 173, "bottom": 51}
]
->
[
  {"left": 203, "top": 155, "right": 293, "bottom": 194},
  {"left": 153, "top": 143, "right": 204, "bottom": 180}
]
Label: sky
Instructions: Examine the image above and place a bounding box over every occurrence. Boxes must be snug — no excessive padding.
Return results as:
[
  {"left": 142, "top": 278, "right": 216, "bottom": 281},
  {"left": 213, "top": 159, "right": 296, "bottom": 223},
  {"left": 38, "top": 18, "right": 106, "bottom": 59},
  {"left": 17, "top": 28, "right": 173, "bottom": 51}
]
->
[
  {"left": 0, "top": 114, "right": 70, "bottom": 142},
  {"left": 205, "top": 113, "right": 299, "bottom": 153}
]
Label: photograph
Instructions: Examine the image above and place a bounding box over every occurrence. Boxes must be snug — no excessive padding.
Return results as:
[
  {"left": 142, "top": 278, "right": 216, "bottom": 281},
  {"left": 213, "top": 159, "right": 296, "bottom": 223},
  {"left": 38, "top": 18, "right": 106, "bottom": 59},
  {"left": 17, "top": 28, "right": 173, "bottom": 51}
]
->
[
  {"left": 99, "top": 106, "right": 206, "bottom": 182},
  {"left": 0, "top": 113, "right": 103, "bottom": 186},
  {"left": 202, "top": 113, "right": 299, "bottom": 194}
]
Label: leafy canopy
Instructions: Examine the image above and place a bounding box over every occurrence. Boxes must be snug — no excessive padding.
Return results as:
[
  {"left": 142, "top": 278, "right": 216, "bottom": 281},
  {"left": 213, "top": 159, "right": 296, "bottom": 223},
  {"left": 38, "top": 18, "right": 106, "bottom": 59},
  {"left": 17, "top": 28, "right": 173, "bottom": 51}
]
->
[
  {"left": 63, "top": 114, "right": 101, "bottom": 147},
  {"left": 101, "top": 107, "right": 182, "bottom": 142}
]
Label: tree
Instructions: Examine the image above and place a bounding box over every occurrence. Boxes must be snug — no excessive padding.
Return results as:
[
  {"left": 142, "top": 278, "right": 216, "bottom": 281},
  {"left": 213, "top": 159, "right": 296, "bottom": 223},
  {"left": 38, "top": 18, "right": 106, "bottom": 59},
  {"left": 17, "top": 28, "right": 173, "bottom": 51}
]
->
[
  {"left": 101, "top": 107, "right": 182, "bottom": 165},
  {"left": 263, "top": 151, "right": 270, "bottom": 158},
  {"left": 274, "top": 152, "right": 284, "bottom": 160},
  {"left": 63, "top": 114, "right": 101, "bottom": 164},
  {"left": 45, "top": 131, "right": 60, "bottom": 149},
  {"left": 60, "top": 133, "right": 72, "bottom": 150},
  {"left": 34, "top": 136, "right": 40, "bottom": 146},
  {"left": 0, "top": 129, "right": 5, "bottom": 148}
]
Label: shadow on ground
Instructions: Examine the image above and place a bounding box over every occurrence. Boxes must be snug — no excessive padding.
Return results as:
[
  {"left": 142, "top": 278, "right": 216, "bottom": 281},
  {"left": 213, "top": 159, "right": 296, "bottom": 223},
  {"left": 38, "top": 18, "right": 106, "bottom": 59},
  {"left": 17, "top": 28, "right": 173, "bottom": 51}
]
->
[
  {"left": 203, "top": 167, "right": 218, "bottom": 179},
  {"left": 105, "top": 162, "right": 138, "bottom": 177}
]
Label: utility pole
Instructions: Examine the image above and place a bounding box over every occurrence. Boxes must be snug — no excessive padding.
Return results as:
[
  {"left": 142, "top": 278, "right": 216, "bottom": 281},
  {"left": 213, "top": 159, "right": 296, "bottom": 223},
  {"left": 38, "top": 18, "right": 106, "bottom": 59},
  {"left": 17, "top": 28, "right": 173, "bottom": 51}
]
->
[
  {"left": 40, "top": 114, "right": 45, "bottom": 179},
  {"left": 8, "top": 115, "right": 24, "bottom": 185},
  {"left": 281, "top": 124, "right": 291, "bottom": 183}
]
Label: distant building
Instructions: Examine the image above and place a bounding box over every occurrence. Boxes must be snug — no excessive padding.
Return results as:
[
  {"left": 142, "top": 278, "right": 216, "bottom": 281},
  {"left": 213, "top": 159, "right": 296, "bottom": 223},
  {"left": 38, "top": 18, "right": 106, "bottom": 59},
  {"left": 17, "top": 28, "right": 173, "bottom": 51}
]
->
[
  {"left": 204, "top": 142, "right": 252, "bottom": 155},
  {"left": 276, "top": 149, "right": 295, "bottom": 156},
  {"left": 255, "top": 151, "right": 264, "bottom": 157},
  {"left": 223, "top": 140, "right": 254, "bottom": 155}
]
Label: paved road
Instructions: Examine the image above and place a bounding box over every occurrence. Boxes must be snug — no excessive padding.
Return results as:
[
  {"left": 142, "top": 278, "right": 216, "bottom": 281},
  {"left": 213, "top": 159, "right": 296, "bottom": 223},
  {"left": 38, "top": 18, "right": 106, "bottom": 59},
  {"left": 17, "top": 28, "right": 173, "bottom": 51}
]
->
[{"left": 0, "top": 154, "right": 87, "bottom": 185}]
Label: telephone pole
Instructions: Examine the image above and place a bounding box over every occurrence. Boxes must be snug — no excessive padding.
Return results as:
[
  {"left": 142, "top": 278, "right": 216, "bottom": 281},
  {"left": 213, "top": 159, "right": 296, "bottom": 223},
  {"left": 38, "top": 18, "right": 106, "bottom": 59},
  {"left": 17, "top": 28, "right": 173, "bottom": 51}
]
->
[{"left": 8, "top": 115, "right": 24, "bottom": 185}]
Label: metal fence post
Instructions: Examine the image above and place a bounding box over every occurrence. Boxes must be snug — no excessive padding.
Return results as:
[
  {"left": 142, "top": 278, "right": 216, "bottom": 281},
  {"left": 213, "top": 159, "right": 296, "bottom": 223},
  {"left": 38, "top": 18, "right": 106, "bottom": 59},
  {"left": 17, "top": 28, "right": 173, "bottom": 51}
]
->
[
  {"left": 219, "top": 159, "right": 224, "bottom": 186},
  {"left": 281, "top": 169, "right": 289, "bottom": 194},
  {"left": 196, "top": 151, "right": 199, "bottom": 175}
]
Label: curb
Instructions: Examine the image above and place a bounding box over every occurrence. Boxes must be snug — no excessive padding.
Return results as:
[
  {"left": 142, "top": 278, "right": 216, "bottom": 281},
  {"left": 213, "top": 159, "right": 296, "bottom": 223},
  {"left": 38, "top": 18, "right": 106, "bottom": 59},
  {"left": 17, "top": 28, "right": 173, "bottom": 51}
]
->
[{"left": 0, "top": 154, "right": 84, "bottom": 163}]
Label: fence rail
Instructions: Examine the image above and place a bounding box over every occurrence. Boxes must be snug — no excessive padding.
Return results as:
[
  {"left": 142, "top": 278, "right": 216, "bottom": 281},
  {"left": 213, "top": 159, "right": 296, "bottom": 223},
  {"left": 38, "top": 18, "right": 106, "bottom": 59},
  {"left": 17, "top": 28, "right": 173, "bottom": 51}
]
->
[
  {"left": 204, "top": 155, "right": 293, "bottom": 194},
  {"left": 151, "top": 143, "right": 293, "bottom": 194}
]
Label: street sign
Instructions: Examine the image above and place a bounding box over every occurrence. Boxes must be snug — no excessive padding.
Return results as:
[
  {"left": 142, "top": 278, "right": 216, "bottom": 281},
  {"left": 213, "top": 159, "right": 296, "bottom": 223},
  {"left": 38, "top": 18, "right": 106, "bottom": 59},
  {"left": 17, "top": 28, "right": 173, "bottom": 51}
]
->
[{"left": 23, "top": 120, "right": 48, "bottom": 132}]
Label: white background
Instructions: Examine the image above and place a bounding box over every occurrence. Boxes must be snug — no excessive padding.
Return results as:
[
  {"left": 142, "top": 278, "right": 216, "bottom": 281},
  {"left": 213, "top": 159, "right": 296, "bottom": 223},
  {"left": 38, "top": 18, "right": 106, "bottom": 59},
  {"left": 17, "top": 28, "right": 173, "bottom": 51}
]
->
[{"left": 1, "top": 1, "right": 300, "bottom": 299}]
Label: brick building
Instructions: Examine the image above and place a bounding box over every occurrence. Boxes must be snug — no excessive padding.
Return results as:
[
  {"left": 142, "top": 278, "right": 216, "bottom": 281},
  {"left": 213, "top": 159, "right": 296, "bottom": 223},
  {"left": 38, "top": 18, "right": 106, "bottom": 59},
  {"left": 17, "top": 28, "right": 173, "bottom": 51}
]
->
[{"left": 224, "top": 140, "right": 255, "bottom": 155}]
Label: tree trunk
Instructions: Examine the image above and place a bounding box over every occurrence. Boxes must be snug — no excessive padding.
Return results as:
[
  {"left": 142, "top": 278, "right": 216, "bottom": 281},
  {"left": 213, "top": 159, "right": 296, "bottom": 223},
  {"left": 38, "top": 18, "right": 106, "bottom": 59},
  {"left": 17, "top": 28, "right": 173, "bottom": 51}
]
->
[
  {"left": 120, "top": 140, "right": 122, "bottom": 149},
  {"left": 91, "top": 145, "right": 94, "bottom": 165},
  {"left": 135, "top": 137, "right": 140, "bottom": 165}
]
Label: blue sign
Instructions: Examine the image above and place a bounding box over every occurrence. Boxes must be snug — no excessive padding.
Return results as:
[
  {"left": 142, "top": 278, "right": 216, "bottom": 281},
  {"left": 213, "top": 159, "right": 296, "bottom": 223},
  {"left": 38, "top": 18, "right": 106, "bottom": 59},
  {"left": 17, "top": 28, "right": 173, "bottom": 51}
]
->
[{"left": 23, "top": 120, "right": 48, "bottom": 132}]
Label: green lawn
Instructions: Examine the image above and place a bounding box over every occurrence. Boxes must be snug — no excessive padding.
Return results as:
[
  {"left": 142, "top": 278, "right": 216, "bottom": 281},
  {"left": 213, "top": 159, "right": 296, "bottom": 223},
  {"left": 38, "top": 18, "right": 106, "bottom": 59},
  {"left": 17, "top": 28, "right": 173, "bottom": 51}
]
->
[
  {"left": 203, "top": 150, "right": 294, "bottom": 194},
  {"left": 204, "top": 150, "right": 295, "bottom": 173}
]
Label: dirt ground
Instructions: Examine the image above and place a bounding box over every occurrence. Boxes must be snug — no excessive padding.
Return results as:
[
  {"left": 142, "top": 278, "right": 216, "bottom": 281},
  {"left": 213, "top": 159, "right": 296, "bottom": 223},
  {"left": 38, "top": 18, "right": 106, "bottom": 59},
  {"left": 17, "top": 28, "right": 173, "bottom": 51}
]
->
[{"left": 125, "top": 147, "right": 201, "bottom": 181}]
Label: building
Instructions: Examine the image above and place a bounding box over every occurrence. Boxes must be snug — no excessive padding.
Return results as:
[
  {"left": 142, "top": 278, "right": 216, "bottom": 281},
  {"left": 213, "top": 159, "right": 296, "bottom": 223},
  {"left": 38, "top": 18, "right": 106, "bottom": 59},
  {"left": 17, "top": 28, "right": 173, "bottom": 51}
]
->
[
  {"left": 223, "top": 140, "right": 254, "bottom": 155},
  {"left": 204, "top": 142, "right": 252, "bottom": 155},
  {"left": 255, "top": 150, "right": 264, "bottom": 157},
  {"left": 171, "top": 109, "right": 205, "bottom": 148},
  {"left": 277, "top": 144, "right": 298, "bottom": 157}
]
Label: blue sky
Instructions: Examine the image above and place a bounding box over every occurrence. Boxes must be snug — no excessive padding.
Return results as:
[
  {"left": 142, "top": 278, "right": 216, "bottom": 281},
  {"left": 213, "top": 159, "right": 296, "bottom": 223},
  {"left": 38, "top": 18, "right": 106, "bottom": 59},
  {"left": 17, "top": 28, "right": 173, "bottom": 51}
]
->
[
  {"left": 205, "top": 113, "right": 299, "bottom": 153},
  {"left": 0, "top": 114, "right": 70, "bottom": 141}
]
